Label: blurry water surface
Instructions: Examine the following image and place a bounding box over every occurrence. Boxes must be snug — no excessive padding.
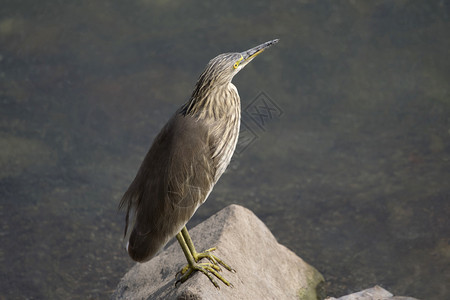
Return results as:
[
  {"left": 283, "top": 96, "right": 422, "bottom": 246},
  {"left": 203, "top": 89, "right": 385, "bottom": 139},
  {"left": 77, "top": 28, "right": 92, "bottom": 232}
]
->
[{"left": 1, "top": 1, "right": 449, "bottom": 299}]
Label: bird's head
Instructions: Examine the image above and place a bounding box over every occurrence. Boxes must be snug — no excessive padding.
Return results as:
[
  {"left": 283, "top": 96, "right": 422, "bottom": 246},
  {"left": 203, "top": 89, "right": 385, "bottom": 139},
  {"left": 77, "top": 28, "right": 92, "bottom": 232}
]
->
[{"left": 197, "top": 39, "right": 279, "bottom": 87}]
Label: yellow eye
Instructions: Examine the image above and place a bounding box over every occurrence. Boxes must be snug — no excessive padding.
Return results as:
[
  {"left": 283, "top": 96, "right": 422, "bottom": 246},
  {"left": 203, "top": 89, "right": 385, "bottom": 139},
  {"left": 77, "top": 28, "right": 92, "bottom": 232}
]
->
[{"left": 233, "top": 56, "right": 244, "bottom": 69}]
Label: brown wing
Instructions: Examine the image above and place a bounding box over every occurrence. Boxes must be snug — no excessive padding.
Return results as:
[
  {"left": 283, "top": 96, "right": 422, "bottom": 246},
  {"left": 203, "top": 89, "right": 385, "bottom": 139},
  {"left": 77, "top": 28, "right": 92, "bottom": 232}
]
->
[{"left": 119, "top": 113, "right": 216, "bottom": 262}]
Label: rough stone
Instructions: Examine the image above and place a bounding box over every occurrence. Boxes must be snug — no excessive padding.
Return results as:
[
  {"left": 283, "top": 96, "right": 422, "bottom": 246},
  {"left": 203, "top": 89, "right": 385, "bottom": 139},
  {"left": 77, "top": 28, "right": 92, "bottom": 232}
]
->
[
  {"left": 112, "top": 204, "right": 325, "bottom": 300},
  {"left": 325, "top": 285, "right": 420, "bottom": 300}
]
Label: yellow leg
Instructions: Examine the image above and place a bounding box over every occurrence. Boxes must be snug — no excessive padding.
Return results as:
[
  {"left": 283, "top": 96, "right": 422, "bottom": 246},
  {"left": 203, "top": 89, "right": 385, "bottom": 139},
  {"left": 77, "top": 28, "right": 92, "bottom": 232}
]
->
[
  {"left": 175, "top": 227, "right": 234, "bottom": 288},
  {"left": 181, "top": 226, "right": 235, "bottom": 273}
]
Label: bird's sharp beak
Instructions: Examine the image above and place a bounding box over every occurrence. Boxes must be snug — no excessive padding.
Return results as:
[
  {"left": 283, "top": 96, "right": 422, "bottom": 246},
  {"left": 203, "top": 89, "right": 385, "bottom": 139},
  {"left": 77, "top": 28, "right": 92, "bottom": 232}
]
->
[{"left": 242, "top": 39, "right": 279, "bottom": 62}]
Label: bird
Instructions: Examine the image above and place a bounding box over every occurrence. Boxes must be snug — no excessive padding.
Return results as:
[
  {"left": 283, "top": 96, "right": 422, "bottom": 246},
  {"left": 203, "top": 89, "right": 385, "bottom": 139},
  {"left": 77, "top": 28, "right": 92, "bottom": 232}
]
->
[{"left": 119, "top": 39, "right": 278, "bottom": 288}]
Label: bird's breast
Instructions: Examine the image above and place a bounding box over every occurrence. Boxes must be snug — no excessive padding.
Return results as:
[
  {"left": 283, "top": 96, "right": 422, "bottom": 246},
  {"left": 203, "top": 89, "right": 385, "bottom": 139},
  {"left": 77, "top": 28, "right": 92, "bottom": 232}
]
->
[{"left": 208, "top": 85, "right": 241, "bottom": 182}]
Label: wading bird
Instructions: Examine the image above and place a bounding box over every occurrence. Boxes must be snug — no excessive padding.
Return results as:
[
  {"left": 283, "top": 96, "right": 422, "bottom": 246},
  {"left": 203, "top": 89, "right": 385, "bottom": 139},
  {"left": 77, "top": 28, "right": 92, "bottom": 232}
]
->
[{"left": 119, "top": 39, "right": 278, "bottom": 288}]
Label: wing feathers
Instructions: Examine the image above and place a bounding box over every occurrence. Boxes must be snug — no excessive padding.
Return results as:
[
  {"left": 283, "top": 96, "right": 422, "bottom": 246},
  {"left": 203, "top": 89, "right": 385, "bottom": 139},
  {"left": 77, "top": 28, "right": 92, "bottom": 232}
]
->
[{"left": 119, "top": 113, "right": 216, "bottom": 262}]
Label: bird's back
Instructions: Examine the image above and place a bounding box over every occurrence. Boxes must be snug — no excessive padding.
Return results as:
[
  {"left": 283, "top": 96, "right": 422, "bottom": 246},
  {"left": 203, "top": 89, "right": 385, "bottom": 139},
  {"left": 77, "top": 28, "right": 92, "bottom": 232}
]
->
[{"left": 120, "top": 110, "right": 232, "bottom": 262}]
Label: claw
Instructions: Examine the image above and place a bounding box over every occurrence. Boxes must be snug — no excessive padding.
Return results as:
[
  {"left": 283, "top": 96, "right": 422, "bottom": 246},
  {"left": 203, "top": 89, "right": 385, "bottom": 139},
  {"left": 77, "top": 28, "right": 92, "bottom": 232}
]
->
[
  {"left": 175, "top": 264, "right": 190, "bottom": 277},
  {"left": 194, "top": 249, "right": 234, "bottom": 273},
  {"left": 175, "top": 262, "right": 231, "bottom": 289},
  {"left": 175, "top": 228, "right": 234, "bottom": 288}
]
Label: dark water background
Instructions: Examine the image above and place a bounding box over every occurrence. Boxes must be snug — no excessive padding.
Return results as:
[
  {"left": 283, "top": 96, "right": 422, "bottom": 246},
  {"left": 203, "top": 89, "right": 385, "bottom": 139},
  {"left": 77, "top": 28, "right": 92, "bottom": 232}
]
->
[{"left": 1, "top": 1, "right": 449, "bottom": 299}]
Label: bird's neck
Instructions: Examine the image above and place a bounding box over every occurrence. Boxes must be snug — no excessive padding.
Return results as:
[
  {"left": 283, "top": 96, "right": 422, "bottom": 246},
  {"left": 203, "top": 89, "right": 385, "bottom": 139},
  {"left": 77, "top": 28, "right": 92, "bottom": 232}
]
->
[{"left": 181, "top": 83, "right": 240, "bottom": 120}]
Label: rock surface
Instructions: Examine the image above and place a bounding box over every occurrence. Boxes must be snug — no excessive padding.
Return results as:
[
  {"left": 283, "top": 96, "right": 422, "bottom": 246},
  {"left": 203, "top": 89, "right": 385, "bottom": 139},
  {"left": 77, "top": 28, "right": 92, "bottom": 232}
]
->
[
  {"left": 325, "top": 285, "right": 420, "bottom": 300},
  {"left": 112, "top": 204, "right": 325, "bottom": 300}
]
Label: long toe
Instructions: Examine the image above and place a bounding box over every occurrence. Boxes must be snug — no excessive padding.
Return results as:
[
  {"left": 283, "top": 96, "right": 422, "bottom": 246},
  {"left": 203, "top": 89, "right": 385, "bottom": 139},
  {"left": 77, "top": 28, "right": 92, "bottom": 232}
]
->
[
  {"left": 175, "top": 262, "right": 233, "bottom": 289},
  {"left": 195, "top": 248, "right": 235, "bottom": 273}
]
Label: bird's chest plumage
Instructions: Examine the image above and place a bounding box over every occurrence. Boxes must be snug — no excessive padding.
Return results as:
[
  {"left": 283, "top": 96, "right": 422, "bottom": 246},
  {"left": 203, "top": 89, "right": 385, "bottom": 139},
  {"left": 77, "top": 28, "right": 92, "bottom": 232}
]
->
[
  {"left": 202, "top": 84, "right": 241, "bottom": 183},
  {"left": 211, "top": 109, "right": 240, "bottom": 183}
]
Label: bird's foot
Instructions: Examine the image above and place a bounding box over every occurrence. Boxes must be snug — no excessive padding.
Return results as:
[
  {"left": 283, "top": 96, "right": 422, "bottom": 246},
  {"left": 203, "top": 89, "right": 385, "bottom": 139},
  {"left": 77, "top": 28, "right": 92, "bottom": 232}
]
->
[
  {"left": 175, "top": 261, "right": 233, "bottom": 289},
  {"left": 193, "top": 248, "right": 235, "bottom": 273}
]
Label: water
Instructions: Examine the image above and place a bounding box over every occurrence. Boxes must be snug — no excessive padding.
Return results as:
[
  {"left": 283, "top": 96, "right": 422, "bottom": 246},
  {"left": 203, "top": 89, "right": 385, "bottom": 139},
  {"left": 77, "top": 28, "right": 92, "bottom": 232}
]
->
[{"left": 1, "top": 1, "right": 449, "bottom": 299}]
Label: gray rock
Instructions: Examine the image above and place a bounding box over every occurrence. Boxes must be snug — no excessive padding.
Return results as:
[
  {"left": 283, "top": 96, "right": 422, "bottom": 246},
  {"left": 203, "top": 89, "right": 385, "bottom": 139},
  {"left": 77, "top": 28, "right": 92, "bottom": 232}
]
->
[
  {"left": 112, "top": 204, "right": 325, "bottom": 300},
  {"left": 325, "top": 285, "right": 420, "bottom": 300}
]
